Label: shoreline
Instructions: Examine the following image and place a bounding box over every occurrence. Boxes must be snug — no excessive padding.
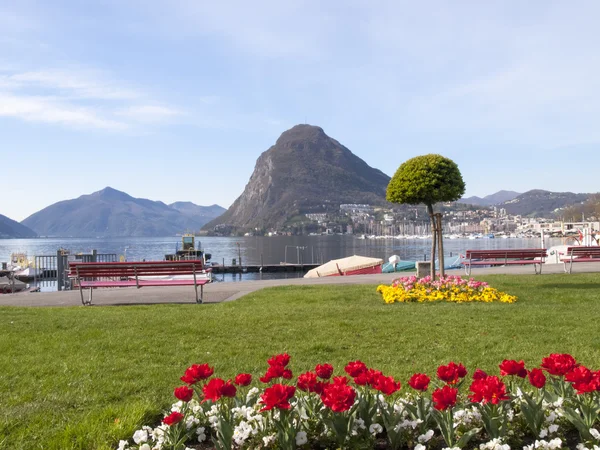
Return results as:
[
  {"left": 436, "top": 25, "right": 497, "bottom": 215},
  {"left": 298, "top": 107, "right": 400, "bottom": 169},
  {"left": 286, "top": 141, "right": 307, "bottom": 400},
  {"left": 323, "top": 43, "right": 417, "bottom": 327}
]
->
[{"left": 1, "top": 263, "right": 599, "bottom": 307}]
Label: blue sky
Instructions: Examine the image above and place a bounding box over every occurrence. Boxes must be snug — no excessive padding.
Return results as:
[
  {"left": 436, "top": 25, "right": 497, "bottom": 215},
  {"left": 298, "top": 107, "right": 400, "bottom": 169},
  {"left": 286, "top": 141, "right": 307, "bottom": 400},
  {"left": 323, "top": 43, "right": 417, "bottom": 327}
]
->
[{"left": 2, "top": 1, "right": 599, "bottom": 221}]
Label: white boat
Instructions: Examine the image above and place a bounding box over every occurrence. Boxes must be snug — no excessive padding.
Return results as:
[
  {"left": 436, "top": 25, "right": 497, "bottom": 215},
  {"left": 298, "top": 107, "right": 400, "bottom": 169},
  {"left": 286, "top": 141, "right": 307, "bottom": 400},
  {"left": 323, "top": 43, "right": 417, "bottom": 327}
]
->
[
  {"left": 545, "top": 228, "right": 599, "bottom": 264},
  {"left": 304, "top": 255, "right": 383, "bottom": 278}
]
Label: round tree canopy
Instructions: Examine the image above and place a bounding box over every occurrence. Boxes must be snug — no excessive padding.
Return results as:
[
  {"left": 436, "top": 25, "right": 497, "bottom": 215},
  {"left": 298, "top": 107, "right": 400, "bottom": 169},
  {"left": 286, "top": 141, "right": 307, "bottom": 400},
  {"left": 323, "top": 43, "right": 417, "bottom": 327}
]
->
[{"left": 386, "top": 154, "right": 465, "bottom": 207}]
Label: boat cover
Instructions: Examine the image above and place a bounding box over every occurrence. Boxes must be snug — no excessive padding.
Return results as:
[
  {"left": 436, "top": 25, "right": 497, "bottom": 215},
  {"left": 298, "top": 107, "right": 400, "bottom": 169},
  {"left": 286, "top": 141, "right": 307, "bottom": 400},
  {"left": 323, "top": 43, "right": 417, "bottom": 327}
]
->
[
  {"left": 0, "top": 276, "right": 27, "bottom": 292},
  {"left": 304, "top": 255, "right": 384, "bottom": 278}
]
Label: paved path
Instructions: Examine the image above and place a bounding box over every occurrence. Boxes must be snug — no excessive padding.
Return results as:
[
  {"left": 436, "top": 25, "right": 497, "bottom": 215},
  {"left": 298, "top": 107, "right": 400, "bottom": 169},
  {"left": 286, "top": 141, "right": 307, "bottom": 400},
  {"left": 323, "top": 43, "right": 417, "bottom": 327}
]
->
[{"left": 0, "top": 263, "right": 598, "bottom": 307}]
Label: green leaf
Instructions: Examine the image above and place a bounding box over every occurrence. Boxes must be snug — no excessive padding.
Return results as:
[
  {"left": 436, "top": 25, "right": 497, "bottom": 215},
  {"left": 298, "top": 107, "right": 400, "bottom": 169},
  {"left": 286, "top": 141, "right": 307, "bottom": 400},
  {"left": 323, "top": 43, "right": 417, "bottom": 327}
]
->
[{"left": 456, "top": 427, "right": 481, "bottom": 448}]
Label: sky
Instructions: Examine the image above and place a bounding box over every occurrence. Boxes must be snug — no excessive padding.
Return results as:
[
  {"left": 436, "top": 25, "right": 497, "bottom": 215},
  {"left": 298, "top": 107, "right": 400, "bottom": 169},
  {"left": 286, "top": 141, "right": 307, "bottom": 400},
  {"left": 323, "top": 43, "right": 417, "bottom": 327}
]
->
[{"left": 2, "top": 0, "right": 600, "bottom": 221}]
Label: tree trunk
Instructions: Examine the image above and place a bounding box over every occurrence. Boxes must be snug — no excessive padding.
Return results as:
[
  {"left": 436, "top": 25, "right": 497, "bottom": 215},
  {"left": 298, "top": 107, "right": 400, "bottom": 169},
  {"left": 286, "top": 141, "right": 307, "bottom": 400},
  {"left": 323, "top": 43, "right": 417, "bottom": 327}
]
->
[
  {"left": 437, "top": 214, "right": 445, "bottom": 278},
  {"left": 427, "top": 203, "right": 436, "bottom": 281}
]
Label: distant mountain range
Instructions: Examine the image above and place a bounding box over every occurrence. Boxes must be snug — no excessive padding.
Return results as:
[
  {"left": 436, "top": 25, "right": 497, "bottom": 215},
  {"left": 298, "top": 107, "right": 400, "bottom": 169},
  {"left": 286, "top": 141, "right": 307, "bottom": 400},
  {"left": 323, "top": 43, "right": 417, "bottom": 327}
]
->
[
  {"left": 204, "top": 124, "right": 390, "bottom": 231},
  {"left": 459, "top": 189, "right": 595, "bottom": 217},
  {"left": 21, "top": 187, "right": 225, "bottom": 237},
  {"left": 459, "top": 190, "right": 521, "bottom": 206},
  {"left": 0, "top": 214, "right": 37, "bottom": 238},
  {"left": 498, "top": 189, "right": 591, "bottom": 217}
]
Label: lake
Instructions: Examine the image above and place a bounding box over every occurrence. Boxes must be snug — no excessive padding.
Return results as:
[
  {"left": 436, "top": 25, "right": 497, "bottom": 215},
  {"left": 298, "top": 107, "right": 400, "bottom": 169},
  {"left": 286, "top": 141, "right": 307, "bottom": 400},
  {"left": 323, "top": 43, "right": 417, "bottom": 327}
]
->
[{"left": 1, "top": 234, "right": 561, "bottom": 286}]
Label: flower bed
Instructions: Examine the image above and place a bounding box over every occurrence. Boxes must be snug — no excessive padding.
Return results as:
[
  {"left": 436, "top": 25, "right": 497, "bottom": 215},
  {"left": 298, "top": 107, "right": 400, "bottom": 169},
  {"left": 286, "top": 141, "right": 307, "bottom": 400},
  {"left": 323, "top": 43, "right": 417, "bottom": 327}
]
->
[
  {"left": 376, "top": 275, "right": 517, "bottom": 304},
  {"left": 117, "top": 353, "right": 599, "bottom": 450}
]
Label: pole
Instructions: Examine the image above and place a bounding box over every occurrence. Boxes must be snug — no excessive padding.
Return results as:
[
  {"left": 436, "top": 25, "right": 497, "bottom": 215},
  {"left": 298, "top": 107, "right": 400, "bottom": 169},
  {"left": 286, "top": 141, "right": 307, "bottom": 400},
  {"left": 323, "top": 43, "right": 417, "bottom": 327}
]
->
[{"left": 437, "top": 214, "right": 445, "bottom": 278}]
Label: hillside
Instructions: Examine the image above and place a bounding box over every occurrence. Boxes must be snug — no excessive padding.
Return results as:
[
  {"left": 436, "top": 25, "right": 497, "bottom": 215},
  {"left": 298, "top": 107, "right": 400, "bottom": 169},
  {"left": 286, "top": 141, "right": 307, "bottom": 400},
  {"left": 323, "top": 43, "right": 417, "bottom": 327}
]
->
[
  {"left": 0, "top": 214, "right": 37, "bottom": 238},
  {"left": 460, "top": 190, "right": 521, "bottom": 206},
  {"left": 21, "top": 187, "right": 225, "bottom": 237},
  {"left": 204, "top": 124, "right": 390, "bottom": 231},
  {"left": 500, "top": 189, "right": 591, "bottom": 217}
]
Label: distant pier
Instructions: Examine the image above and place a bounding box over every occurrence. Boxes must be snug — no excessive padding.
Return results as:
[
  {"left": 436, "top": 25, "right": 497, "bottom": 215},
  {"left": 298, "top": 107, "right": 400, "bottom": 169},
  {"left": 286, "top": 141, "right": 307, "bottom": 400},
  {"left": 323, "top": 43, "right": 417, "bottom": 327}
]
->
[{"left": 210, "top": 263, "right": 319, "bottom": 274}]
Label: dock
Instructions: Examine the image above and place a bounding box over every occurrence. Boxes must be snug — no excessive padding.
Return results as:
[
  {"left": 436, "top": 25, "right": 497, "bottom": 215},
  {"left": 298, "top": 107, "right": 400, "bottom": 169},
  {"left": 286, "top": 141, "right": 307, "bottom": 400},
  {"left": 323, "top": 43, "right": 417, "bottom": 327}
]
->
[{"left": 209, "top": 263, "right": 320, "bottom": 274}]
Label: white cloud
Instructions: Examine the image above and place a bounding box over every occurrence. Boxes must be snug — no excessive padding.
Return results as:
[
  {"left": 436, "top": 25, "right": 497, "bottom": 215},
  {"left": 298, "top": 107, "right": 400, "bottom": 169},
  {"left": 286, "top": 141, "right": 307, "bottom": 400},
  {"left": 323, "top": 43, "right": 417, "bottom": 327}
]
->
[
  {"left": 0, "top": 92, "right": 127, "bottom": 130},
  {"left": 5, "top": 69, "right": 140, "bottom": 100}
]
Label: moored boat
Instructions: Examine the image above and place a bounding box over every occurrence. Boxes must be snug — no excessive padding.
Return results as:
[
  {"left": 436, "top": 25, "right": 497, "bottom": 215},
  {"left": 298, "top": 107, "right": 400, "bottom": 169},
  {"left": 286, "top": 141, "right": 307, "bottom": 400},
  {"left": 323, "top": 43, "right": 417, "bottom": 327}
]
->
[{"left": 304, "top": 255, "right": 383, "bottom": 278}]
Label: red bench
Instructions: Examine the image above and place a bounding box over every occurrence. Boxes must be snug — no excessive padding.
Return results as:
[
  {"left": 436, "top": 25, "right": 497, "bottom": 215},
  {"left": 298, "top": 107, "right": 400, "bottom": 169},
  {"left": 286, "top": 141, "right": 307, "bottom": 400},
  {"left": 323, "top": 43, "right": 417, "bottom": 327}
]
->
[
  {"left": 559, "top": 246, "right": 600, "bottom": 273},
  {"left": 68, "top": 260, "right": 210, "bottom": 305},
  {"left": 461, "top": 249, "right": 546, "bottom": 275}
]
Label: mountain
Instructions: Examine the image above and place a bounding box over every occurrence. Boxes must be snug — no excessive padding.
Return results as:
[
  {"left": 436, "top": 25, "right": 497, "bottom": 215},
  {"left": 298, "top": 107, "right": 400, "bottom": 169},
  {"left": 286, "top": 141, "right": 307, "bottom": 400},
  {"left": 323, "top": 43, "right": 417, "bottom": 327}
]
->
[
  {"left": 204, "top": 124, "right": 390, "bottom": 231},
  {"left": 169, "top": 202, "right": 226, "bottom": 220},
  {"left": 0, "top": 214, "right": 37, "bottom": 238},
  {"left": 21, "top": 187, "right": 225, "bottom": 237},
  {"left": 500, "top": 189, "right": 592, "bottom": 217},
  {"left": 460, "top": 190, "right": 521, "bottom": 206}
]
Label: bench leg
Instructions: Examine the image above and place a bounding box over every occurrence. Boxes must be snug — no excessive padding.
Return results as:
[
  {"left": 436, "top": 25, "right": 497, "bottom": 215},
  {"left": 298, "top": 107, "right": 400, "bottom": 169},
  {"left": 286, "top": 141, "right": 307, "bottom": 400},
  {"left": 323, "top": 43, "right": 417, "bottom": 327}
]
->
[
  {"left": 79, "top": 285, "right": 86, "bottom": 306},
  {"left": 198, "top": 284, "right": 203, "bottom": 304}
]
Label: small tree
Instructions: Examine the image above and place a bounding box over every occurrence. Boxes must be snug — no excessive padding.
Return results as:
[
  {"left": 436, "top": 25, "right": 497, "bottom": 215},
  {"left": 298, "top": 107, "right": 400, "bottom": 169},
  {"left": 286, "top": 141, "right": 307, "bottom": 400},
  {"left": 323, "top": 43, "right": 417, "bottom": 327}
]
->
[{"left": 386, "top": 154, "right": 465, "bottom": 280}]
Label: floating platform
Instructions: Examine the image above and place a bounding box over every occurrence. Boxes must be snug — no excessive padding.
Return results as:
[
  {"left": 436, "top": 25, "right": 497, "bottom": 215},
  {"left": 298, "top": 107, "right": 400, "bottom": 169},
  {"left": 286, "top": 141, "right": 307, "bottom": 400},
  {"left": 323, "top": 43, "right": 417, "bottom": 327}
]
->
[{"left": 210, "top": 263, "right": 320, "bottom": 274}]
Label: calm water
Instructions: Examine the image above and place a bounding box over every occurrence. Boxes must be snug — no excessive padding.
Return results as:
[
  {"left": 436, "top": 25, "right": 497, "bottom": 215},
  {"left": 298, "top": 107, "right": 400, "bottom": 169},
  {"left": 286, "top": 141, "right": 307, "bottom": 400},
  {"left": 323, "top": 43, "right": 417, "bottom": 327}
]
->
[{"left": 1, "top": 234, "right": 561, "bottom": 285}]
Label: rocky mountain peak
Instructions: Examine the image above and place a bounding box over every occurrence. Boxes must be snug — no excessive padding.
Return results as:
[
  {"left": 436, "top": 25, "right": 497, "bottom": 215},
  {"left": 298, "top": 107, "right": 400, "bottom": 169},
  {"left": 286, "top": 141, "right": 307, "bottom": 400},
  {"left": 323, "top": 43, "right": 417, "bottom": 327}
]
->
[{"left": 204, "top": 125, "right": 390, "bottom": 231}]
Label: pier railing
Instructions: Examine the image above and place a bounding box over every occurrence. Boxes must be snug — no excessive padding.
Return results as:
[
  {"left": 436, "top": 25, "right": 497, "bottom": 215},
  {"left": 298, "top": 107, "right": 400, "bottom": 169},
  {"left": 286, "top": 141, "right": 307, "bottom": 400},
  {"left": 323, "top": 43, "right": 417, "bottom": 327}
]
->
[{"left": 34, "top": 250, "right": 117, "bottom": 290}]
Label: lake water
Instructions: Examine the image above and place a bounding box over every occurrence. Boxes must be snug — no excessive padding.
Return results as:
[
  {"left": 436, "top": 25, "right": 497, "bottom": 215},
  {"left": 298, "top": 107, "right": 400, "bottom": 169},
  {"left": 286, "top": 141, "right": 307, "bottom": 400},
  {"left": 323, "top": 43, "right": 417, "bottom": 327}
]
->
[{"left": 1, "top": 235, "right": 562, "bottom": 286}]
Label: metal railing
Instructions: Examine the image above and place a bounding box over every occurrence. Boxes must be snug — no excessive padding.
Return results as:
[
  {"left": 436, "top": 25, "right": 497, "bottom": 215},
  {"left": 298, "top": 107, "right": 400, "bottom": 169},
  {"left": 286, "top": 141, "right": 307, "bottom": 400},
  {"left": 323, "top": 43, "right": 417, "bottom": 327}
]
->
[{"left": 34, "top": 250, "right": 117, "bottom": 290}]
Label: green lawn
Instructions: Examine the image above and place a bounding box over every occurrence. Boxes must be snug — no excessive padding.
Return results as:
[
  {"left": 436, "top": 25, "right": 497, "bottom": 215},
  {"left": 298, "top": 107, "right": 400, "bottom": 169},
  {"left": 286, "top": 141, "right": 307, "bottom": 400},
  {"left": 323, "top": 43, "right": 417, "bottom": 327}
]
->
[{"left": 1, "top": 274, "right": 599, "bottom": 450}]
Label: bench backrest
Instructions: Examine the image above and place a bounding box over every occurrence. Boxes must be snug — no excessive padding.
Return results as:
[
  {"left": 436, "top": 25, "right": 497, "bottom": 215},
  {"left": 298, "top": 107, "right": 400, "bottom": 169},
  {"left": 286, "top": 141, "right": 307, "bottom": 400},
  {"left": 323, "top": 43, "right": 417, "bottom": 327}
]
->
[
  {"left": 565, "top": 246, "right": 600, "bottom": 257},
  {"left": 465, "top": 249, "right": 547, "bottom": 259},
  {"left": 69, "top": 260, "right": 203, "bottom": 278}
]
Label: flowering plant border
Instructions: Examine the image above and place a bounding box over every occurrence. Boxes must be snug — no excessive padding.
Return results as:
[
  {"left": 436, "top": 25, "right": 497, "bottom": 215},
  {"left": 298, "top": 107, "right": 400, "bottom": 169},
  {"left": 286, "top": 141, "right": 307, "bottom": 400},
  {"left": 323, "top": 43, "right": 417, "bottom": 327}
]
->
[
  {"left": 118, "top": 353, "right": 599, "bottom": 450},
  {"left": 377, "top": 275, "right": 517, "bottom": 304}
]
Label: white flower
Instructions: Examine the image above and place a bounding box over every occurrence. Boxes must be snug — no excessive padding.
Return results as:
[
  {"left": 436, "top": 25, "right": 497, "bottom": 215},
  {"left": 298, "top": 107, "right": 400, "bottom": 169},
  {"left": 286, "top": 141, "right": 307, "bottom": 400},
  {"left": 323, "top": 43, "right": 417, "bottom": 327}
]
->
[
  {"left": 263, "top": 434, "right": 276, "bottom": 446},
  {"left": 418, "top": 430, "right": 434, "bottom": 443},
  {"left": 117, "top": 440, "right": 129, "bottom": 450},
  {"left": 576, "top": 444, "right": 588, "bottom": 450},
  {"left": 546, "top": 411, "right": 557, "bottom": 423},
  {"left": 196, "top": 426, "right": 207, "bottom": 442},
  {"left": 296, "top": 431, "right": 308, "bottom": 445},
  {"left": 185, "top": 415, "right": 199, "bottom": 430},
  {"left": 591, "top": 428, "right": 600, "bottom": 440},
  {"left": 479, "top": 438, "right": 510, "bottom": 450},
  {"left": 539, "top": 428, "right": 548, "bottom": 438},
  {"left": 247, "top": 387, "right": 260, "bottom": 402},
  {"left": 354, "top": 418, "right": 366, "bottom": 430},
  {"left": 553, "top": 397, "right": 563, "bottom": 408},
  {"left": 415, "top": 445, "right": 426, "bottom": 450},
  {"left": 548, "top": 438, "right": 562, "bottom": 449},
  {"left": 548, "top": 424, "right": 559, "bottom": 434},
  {"left": 233, "top": 421, "right": 255, "bottom": 446},
  {"left": 139, "top": 445, "right": 151, "bottom": 450},
  {"left": 369, "top": 423, "right": 383, "bottom": 435}
]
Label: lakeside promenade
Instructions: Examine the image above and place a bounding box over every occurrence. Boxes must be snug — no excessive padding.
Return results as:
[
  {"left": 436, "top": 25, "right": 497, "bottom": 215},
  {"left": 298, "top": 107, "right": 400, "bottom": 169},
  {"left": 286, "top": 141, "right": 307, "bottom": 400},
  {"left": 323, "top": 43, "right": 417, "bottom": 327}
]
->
[{"left": 1, "top": 263, "right": 598, "bottom": 307}]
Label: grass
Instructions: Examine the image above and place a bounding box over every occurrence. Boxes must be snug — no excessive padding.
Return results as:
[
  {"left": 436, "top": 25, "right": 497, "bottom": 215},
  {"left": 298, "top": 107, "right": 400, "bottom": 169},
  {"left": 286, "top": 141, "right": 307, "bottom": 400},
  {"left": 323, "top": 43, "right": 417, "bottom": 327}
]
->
[{"left": 1, "top": 273, "right": 599, "bottom": 449}]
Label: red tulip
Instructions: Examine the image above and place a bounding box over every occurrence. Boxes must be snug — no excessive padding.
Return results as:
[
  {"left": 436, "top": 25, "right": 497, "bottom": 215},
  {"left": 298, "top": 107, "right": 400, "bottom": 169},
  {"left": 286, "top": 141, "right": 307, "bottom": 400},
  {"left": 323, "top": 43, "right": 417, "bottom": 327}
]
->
[
  {"left": 408, "top": 373, "right": 430, "bottom": 391},
  {"left": 163, "top": 411, "right": 184, "bottom": 426},
  {"left": 432, "top": 385, "right": 458, "bottom": 410},
  {"left": 499, "top": 359, "right": 527, "bottom": 378},
  {"left": 174, "top": 385, "right": 194, "bottom": 402},
  {"left": 315, "top": 363, "right": 334, "bottom": 379},
  {"left": 260, "top": 384, "right": 296, "bottom": 412}
]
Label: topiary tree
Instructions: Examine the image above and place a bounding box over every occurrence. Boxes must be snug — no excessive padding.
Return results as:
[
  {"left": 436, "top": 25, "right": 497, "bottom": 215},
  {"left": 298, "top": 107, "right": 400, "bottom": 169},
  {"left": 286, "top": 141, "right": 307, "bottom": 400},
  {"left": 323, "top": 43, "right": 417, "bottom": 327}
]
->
[{"left": 387, "top": 154, "right": 465, "bottom": 280}]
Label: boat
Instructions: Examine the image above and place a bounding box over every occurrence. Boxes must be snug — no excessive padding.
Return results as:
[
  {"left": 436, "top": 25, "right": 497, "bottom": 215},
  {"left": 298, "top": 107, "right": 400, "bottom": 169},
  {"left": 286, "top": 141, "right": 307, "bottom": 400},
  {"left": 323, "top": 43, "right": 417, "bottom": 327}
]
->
[
  {"left": 134, "top": 234, "right": 213, "bottom": 282},
  {"left": 304, "top": 255, "right": 383, "bottom": 278},
  {"left": 545, "top": 228, "right": 599, "bottom": 264},
  {"left": 6, "top": 253, "right": 43, "bottom": 281},
  {"left": 0, "top": 276, "right": 28, "bottom": 294}
]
